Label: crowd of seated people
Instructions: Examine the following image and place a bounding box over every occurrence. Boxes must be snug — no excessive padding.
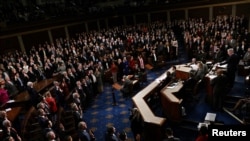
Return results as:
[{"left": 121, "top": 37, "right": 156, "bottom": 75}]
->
[{"left": 0, "top": 14, "right": 250, "bottom": 140}]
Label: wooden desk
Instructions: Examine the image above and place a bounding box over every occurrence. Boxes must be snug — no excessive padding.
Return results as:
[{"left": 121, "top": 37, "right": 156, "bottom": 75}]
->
[
  {"left": 5, "top": 107, "right": 22, "bottom": 122},
  {"left": 204, "top": 64, "right": 227, "bottom": 105},
  {"left": 238, "top": 60, "right": 250, "bottom": 76},
  {"left": 160, "top": 82, "right": 183, "bottom": 122},
  {"left": 204, "top": 73, "right": 216, "bottom": 105},
  {"left": 175, "top": 65, "right": 192, "bottom": 80},
  {"left": 132, "top": 72, "right": 167, "bottom": 141}
]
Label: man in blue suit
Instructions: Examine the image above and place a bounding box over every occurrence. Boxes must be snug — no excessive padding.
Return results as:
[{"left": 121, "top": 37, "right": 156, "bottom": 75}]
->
[{"left": 78, "top": 121, "right": 95, "bottom": 141}]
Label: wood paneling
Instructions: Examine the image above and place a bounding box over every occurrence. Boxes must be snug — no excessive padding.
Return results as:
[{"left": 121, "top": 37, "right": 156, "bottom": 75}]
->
[
  {"left": 22, "top": 31, "right": 49, "bottom": 51},
  {"left": 189, "top": 8, "right": 209, "bottom": 21},
  {"left": 51, "top": 27, "right": 66, "bottom": 41},
  {"left": 125, "top": 15, "right": 134, "bottom": 26},
  {"left": 68, "top": 23, "right": 86, "bottom": 38},
  {"left": 87, "top": 21, "right": 98, "bottom": 32},
  {"left": 136, "top": 13, "right": 148, "bottom": 24},
  {"left": 0, "top": 36, "right": 20, "bottom": 54},
  {"left": 236, "top": 3, "right": 250, "bottom": 17},
  {"left": 170, "top": 10, "right": 185, "bottom": 21},
  {"left": 213, "top": 5, "right": 232, "bottom": 18},
  {"left": 108, "top": 16, "right": 124, "bottom": 28},
  {"left": 99, "top": 19, "right": 107, "bottom": 30},
  {"left": 151, "top": 12, "right": 168, "bottom": 22}
]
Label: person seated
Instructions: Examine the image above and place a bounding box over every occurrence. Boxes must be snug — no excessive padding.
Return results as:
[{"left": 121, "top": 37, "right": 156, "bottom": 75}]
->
[{"left": 120, "top": 75, "right": 133, "bottom": 97}]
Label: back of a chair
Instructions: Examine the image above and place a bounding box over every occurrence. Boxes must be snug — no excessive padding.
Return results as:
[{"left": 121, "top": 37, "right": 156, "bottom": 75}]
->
[{"left": 193, "top": 79, "right": 202, "bottom": 96}]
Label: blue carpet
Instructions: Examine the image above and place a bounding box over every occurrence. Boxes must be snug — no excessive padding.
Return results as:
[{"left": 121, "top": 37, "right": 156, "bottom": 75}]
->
[{"left": 82, "top": 62, "right": 245, "bottom": 141}]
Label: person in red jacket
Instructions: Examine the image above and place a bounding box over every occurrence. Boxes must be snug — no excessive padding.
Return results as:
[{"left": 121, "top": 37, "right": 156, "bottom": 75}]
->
[
  {"left": 44, "top": 91, "right": 58, "bottom": 122},
  {"left": 195, "top": 125, "right": 208, "bottom": 141},
  {"left": 0, "top": 79, "right": 9, "bottom": 106}
]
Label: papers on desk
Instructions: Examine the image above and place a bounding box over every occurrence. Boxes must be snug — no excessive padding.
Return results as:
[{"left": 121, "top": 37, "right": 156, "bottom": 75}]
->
[
  {"left": 217, "top": 64, "right": 227, "bottom": 69},
  {"left": 244, "top": 66, "right": 250, "bottom": 69},
  {"left": 197, "top": 122, "right": 209, "bottom": 129},
  {"left": 190, "top": 64, "right": 198, "bottom": 71},
  {"left": 7, "top": 100, "right": 15, "bottom": 103},
  {"left": 167, "top": 82, "right": 177, "bottom": 89},
  {"left": 5, "top": 108, "right": 12, "bottom": 112},
  {"left": 205, "top": 112, "right": 216, "bottom": 122},
  {"left": 206, "top": 61, "right": 212, "bottom": 65},
  {"left": 208, "top": 74, "right": 217, "bottom": 79}
]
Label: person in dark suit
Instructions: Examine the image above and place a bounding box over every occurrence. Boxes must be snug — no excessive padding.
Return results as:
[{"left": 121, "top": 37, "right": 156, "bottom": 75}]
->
[
  {"left": 4, "top": 76, "right": 19, "bottom": 98},
  {"left": 150, "top": 49, "right": 158, "bottom": 68},
  {"left": 27, "top": 81, "right": 41, "bottom": 107},
  {"left": 120, "top": 75, "right": 132, "bottom": 98},
  {"left": 77, "top": 121, "right": 95, "bottom": 141},
  {"left": 220, "top": 48, "right": 239, "bottom": 88},
  {"left": 27, "top": 66, "right": 37, "bottom": 82},
  {"left": 76, "top": 81, "right": 86, "bottom": 108},
  {"left": 210, "top": 69, "right": 228, "bottom": 111},
  {"left": 33, "top": 64, "right": 46, "bottom": 82},
  {"left": 71, "top": 102, "right": 83, "bottom": 130},
  {"left": 181, "top": 72, "right": 197, "bottom": 100},
  {"left": 52, "top": 80, "right": 65, "bottom": 108},
  {"left": 129, "top": 108, "right": 143, "bottom": 141},
  {"left": 105, "top": 126, "right": 119, "bottom": 141},
  {"left": 37, "top": 108, "right": 50, "bottom": 129},
  {"left": 13, "top": 72, "right": 26, "bottom": 92}
]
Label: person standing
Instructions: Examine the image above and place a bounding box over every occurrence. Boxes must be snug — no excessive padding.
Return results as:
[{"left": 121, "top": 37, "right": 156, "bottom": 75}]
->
[
  {"left": 110, "top": 61, "right": 118, "bottom": 84},
  {"left": 105, "top": 126, "right": 119, "bottom": 141},
  {"left": 220, "top": 48, "right": 239, "bottom": 88},
  {"left": 27, "top": 81, "right": 41, "bottom": 107},
  {"left": 95, "top": 67, "right": 103, "bottom": 94},
  {"left": 210, "top": 69, "right": 228, "bottom": 111},
  {"left": 77, "top": 121, "right": 95, "bottom": 141},
  {"left": 129, "top": 108, "right": 143, "bottom": 141}
]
